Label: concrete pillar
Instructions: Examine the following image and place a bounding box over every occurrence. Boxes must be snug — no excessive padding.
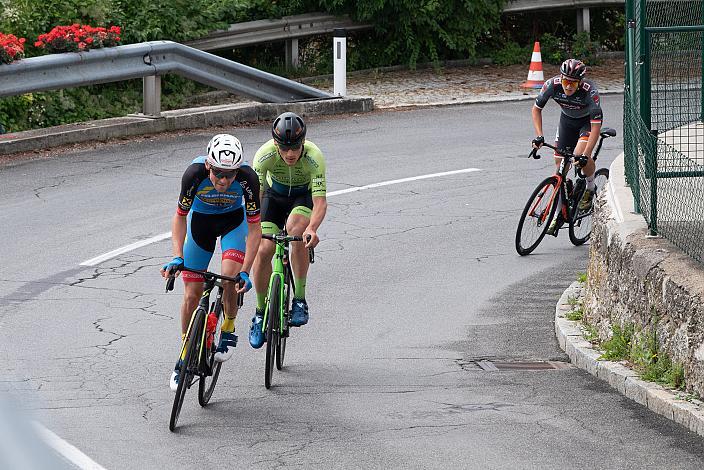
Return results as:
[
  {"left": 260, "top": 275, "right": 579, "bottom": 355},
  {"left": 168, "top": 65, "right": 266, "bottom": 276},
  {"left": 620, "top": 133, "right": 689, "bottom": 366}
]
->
[
  {"left": 143, "top": 75, "right": 161, "bottom": 117},
  {"left": 285, "top": 38, "right": 299, "bottom": 70},
  {"left": 577, "top": 8, "right": 591, "bottom": 34}
]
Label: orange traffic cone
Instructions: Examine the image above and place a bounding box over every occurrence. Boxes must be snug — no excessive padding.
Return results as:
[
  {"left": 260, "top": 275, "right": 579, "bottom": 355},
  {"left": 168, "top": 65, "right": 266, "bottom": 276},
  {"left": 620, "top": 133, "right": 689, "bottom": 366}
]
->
[{"left": 521, "top": 42, "right": 545, "bottom": 89}]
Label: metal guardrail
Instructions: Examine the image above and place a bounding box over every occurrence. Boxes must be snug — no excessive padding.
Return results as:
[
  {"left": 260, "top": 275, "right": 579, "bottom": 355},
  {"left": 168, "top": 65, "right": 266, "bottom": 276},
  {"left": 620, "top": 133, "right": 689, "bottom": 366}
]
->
[
  {"left": 503, "top": 0, "right": 624, "bottom": 12},
  {"left": 186, "top": 13, "right": 372, "bottom": 52},
  {"left": 0, "top": 41, "right": 332, "bottom": 116}
]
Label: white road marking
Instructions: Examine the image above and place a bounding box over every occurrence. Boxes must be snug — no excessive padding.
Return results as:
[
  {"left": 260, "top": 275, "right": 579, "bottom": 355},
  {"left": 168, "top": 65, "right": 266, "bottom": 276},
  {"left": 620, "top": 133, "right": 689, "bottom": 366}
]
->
[
  {"left": 33, "top": 421, "right": 107, "bottom": 470},
  {"left": 79, "top": 168, "right": 481, "bottom": 266},
  {"left": 80, "top": 232, "right": 172, "bottom": 266}
]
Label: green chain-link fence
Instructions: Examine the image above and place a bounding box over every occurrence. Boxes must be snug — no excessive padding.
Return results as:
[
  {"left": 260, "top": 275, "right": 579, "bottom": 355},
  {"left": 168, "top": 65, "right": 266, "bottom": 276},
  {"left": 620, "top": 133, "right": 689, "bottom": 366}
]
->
[{"left": 624, "top": 0, "right": 704, "bottom": 263}]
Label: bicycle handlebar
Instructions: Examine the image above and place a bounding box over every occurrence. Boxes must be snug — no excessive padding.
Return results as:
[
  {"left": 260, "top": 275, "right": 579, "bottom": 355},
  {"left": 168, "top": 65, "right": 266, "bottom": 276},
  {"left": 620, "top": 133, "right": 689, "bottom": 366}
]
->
[
  {"left": 529, "top": 142, "right": 590, "bottom": 179},
  {"left": 261, "top": 234, "right": 315, "bottom": 264},
  {"left": 165, "top": 266, "right": 244, "bottom": 306}
]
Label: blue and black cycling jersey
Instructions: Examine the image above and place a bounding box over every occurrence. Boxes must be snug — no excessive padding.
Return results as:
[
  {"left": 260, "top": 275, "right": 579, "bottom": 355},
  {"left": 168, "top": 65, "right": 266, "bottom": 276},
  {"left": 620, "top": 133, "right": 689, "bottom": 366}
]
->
[{"left": 176, "top": 156, "right": 261, "bottom": 222}]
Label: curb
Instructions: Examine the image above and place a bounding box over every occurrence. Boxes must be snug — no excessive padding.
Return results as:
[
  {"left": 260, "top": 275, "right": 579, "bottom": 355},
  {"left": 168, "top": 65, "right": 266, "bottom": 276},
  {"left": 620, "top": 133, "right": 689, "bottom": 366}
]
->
[
  {"left": 556, "top": 281, "right": 704, "bottom": 437},
  {"left": 0, "top": 96, "right": 373, "bottom": 156}
]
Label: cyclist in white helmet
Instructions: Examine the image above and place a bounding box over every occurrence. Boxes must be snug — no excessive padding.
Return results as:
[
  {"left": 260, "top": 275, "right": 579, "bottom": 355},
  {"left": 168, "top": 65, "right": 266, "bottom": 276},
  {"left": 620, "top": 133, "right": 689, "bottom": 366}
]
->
[{"left": 160, "top": 134, "right": 262, "bottom": 391}]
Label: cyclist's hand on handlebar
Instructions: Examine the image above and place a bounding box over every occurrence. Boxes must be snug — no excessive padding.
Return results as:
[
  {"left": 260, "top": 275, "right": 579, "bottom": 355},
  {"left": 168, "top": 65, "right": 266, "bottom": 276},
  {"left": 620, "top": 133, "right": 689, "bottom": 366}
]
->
[
  {"left": 160, "top": 256, "right": 184, "bottom": 278},
  {"left": 576, "top": 154, "right": 589, "bottom": 168},
  {"left": 532, "top": 135, "right": 544, "bottom": 149},
  {"left": 236, "top": 271, "right": 252, "bottom": 294},
  {"left": 303, "top": 229, "right": 319, "bottom": 248}
]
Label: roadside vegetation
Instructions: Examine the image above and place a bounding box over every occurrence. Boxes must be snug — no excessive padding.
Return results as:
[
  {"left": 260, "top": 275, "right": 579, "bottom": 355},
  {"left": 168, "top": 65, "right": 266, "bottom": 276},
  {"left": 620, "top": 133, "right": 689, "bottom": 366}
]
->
[{"left": 0, "top": 0, "right": 625, "bottom": 132}]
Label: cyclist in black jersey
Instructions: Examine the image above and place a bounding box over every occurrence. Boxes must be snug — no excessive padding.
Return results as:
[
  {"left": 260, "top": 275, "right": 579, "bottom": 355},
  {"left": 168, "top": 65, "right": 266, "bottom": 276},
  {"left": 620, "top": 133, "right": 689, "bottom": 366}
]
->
[
  {"left": 160, "top": 134, "right": 261, "bottom": 391},
  {"left": 531, "top": 59, "right": 603, "bottom": 233}
]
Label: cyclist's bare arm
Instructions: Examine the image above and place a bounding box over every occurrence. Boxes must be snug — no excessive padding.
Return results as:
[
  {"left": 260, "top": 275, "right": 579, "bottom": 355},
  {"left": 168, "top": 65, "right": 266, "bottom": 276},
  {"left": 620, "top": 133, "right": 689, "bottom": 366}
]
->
[
  {"left": 531, "top": 106, "right": 544, "bottom": 146},
  {"left": 161, "top": 213, "right": 187, "bottom": 278},
  {"left": 304, "top": 196, "right": 327, "bottom": 248}
]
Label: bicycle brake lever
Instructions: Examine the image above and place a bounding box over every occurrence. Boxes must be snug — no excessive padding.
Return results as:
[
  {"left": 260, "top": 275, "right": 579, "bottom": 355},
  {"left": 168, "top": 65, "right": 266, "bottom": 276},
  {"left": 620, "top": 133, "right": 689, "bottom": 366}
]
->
[
  {"left": 165, "top": 276, "right": 175, "bottom": 292},
  {"left": 529, "top": 148, "right": 540, "bottom": 159},
  {"left": 305, "top": 235, "right": 315, "bottom": 264}
]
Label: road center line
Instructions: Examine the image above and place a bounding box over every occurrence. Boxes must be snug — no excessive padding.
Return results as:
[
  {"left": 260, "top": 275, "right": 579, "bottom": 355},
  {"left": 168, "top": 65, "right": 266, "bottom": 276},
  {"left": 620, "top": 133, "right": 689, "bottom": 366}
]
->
[
  {"left": 33, "top": 421, "right": 107, "bottom": 470},
  {"left": 80, "top": 167, "right": 481, "bottom": 266}
]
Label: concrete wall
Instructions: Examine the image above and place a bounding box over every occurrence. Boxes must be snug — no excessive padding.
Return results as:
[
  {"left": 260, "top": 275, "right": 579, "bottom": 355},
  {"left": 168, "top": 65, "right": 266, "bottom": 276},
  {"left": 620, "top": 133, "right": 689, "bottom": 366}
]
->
[{"left": 583, "top": 154, "right": 704, "bottom": 396}]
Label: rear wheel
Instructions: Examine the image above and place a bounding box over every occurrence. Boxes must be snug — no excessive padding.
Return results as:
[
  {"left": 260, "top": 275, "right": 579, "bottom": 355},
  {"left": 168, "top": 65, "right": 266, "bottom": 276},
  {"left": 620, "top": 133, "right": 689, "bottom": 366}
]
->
[
  {"left": 265, "top": 276, "right": 281, "bottom": 389},
  {"left": 515, "top": 176, "right": 560, "bottom": 256},
  {"left": 569, "top": 168, "right": 609, "bottom": 245},
  {"left": 170, "top": 308, "right": 203, "bottom": 432}
]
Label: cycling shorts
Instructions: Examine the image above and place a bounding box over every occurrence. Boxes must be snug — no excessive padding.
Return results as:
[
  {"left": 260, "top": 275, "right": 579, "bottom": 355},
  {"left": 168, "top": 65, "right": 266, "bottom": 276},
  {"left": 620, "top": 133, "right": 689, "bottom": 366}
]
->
[
  {"left": 183, "top": 208, "right": 247, "bottom": 282},
  {"left": 554, "top": 114, "right": 591, "bottom": 157},
  {"left": 260, "top": 188, "right": 313, "bottom": 235}
]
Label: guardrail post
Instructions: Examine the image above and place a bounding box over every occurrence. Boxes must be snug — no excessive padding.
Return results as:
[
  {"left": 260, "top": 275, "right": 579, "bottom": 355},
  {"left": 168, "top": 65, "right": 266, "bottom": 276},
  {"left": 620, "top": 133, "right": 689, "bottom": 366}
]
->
[
  {"left": 577, "top": 8, "right": 590, "bottom": 34},
  {"left": 333, "top": 28, "right": 346, "bottom": 97},
  {"left": 143, "top": 75, "right": 161, "bottom": 117},
  {"left": 285, "top": 39, "right": 299, "bottom": 70}
]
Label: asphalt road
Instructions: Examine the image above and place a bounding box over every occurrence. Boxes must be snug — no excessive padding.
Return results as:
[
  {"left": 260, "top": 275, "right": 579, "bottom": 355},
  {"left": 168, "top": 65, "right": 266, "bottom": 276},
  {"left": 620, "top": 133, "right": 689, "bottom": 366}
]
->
[{"left": 1, "top": 98, "right": 704, "bottom": 469}]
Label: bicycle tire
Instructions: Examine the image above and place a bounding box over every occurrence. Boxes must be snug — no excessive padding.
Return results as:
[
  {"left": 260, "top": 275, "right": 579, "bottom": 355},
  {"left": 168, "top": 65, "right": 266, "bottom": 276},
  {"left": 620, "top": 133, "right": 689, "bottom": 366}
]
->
[
  {"left": 169, "top": 308, "right": 204, "bottom": 432},
  {"left": 265, "top": 275, "right": 281, "bottom": 389},
  {"left": 515, "top": 176, "right": 560, "bottom": 256},
  {"left": 569, "top": 168, "right": 609, "bottom": 246},
  {"left": 276, "top": 273, "right": 291, "bottom": 370},
  {"left": 198, "top": 306, "right": 223, "bottom": 407}
]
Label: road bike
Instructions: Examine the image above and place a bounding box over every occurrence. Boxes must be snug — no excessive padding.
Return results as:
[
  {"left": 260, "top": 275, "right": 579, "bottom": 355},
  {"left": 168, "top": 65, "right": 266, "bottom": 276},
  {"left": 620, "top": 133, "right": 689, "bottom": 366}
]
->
[
  {"left": 261, "top": 230, "right": 314, "bottom": 389},
  {"left": 515, "top": 127, "right": 616, "bottom": 256},
  {"left": 165, "top": 267, "right": 243, "bottom": 431}
]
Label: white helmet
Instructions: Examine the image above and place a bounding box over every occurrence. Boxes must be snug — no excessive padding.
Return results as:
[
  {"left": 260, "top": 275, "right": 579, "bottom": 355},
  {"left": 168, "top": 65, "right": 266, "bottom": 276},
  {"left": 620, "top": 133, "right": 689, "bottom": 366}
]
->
[{"left": 206, "top": 134, "right": 244, "bottom": 169}]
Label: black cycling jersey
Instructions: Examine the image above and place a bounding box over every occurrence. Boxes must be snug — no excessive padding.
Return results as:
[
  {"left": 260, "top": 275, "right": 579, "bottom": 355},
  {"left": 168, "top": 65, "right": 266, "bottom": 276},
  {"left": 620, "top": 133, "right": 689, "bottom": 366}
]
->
[{"left": 535, "top": 76, "right": 603, "bottom": 123}]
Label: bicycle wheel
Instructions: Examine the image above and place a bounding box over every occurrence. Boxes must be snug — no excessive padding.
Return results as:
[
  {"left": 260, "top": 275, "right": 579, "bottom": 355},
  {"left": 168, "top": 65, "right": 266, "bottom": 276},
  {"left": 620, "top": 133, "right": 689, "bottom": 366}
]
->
[
  {"left": 515, "top": 176, "right": 560, "bottom": 256},
  {"left": 569, "top": 168, "right": 609, "bottom": 246},
  {"left": 170, "top": 308, "right": 204, "bottom": 432},
  {"left": 198, "top": 307, "right": 223, "bottom": 407},
  {"left": 265, "top": 276, "right": 281, "bottom": 389},
  {"left": 276, "top": 274, "right": 291, "bottom": 370}
]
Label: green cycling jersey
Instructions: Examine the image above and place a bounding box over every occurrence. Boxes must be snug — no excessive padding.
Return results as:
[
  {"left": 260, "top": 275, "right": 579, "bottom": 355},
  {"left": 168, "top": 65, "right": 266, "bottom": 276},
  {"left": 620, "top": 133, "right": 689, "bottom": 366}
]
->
[{"left": 253, "top": 139, "right": 327, "bottom": 197}]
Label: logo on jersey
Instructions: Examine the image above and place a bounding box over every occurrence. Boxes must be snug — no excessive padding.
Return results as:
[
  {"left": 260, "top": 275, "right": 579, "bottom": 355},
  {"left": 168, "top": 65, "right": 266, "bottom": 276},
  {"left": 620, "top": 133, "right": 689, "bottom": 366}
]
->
[
  {"left": 180, "top": 196, "right": 193, "bottom": 207},
  {"left": 246, "top": 202, "right": 257, "bottom": 211}
]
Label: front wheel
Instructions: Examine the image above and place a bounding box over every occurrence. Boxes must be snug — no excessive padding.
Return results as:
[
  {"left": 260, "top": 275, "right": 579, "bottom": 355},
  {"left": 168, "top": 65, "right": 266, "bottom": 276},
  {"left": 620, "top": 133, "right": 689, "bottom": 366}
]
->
[
  {"left": 569, "top": 168, "right": 609, "bottom": 246},
  {"left": 264, "top": 275, "right": 281, "bottom": 389},
  {"left": 170, "top": 308, "right": 204, "bottom": 432},
  {"left": 515, "top": 176, "right": 560, "bottom": 256},
  {"left": 276, "top": 276, "right": 291, "bottom": 371}
]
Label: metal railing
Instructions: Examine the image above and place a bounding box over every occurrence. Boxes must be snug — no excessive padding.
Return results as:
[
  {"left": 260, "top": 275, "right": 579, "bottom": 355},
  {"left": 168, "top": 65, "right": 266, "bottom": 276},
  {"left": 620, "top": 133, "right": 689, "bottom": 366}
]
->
[
  {"left": 185, "top": 13, "right": 372, "bottom": 69},
  {"left": 0, "top": 41, "right": 332, "bottom": 117}
]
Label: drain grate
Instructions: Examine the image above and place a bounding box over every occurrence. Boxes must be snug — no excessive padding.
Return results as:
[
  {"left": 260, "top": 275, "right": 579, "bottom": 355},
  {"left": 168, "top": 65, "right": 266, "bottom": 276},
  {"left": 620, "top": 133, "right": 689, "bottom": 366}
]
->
[{"left": 476, "top": 360, "right": 572, "bottom": 371}]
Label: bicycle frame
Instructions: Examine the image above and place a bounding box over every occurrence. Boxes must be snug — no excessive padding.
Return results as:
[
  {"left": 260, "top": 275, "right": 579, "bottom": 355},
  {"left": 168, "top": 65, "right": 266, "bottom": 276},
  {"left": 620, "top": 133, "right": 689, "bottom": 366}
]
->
[{"left": 262, "top": 231, "right": 295, "bottom": 336}]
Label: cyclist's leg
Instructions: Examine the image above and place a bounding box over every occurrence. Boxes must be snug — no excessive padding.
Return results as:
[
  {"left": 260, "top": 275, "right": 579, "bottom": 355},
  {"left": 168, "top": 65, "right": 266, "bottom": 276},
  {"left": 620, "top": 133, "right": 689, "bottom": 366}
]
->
[
  {"left": 573, "top": 120, "right": 596, "bottom": 179},
  {"left": 181, "top": 211, "right": 216, "bottom": 334},
  {"left": 286, "top": 192, "right": 314, "bottom": 325},
  {"left": 219, "top": 212, "right": 248, "bottom": 322},
  {"left": 253, "top": 189, "right": 290, "bottom": 313}
]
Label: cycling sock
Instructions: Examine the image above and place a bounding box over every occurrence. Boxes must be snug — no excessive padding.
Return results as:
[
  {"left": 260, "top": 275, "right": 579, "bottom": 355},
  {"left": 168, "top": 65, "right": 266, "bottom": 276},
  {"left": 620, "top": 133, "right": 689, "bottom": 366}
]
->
[
  {"left": 180, "top": 333, "right": 187, "bottom": 361},
  {"left": 222, "top": 316, "right": 235, "bottom": 333},
  {"left": 256, "top": 292, "right": 266, "bottom": 312},
  {"left": 586, "top": 175, "right": 596, "bottom": 191},
  {"left": 294, "top": 277, "right": 306, "bottom": 300}
]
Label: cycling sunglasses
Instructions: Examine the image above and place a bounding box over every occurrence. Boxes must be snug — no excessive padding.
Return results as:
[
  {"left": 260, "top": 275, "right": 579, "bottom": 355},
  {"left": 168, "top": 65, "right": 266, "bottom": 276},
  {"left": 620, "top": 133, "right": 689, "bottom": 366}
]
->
[
  {"left": 210, "top": 167, "right": 238, "bottom": 179},
  {"left": 277, "top": 141, "right": 303, "bottom": 151},
  {"left": 560, "top": 77, "right": 580, "bottom": 87}
]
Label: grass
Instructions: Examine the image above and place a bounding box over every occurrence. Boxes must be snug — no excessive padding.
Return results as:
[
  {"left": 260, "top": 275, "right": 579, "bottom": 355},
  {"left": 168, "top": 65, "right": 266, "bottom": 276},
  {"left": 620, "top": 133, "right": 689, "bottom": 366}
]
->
[{"left": 577, "top": 272, "right": 588, "bottom": 283}]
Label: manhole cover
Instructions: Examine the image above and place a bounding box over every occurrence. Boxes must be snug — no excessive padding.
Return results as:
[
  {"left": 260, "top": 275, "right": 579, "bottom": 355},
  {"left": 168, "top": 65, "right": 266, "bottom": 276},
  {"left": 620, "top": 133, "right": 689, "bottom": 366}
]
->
[{"left": 476, "top": 360, "right": 572, "bottom": 371}]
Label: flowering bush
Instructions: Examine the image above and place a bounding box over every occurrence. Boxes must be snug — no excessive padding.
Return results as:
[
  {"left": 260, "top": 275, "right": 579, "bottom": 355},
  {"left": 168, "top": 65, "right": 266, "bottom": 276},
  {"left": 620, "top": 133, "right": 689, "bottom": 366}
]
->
[
  {"left": 0, "top": 33, "right": 26, "bottom": 64},
  {"left": 35, "top": 25, "right": 121, "bottom": 53}
]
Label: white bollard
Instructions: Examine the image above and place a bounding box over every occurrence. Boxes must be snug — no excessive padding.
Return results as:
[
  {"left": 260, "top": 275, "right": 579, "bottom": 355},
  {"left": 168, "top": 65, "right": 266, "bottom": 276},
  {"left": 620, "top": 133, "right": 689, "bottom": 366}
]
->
[{"left": 333, "top": 28, "right": 346, "bottom": 97}]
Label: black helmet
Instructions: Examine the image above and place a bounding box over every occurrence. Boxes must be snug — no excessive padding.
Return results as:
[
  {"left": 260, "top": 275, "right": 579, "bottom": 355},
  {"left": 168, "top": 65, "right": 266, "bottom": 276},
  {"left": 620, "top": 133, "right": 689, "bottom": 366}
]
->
[
  {"left": 560, "top": 59, "right": 587, "bottom": 80},
  {"left": 272, "top": 112, "right": 306, "bottom": 146}
]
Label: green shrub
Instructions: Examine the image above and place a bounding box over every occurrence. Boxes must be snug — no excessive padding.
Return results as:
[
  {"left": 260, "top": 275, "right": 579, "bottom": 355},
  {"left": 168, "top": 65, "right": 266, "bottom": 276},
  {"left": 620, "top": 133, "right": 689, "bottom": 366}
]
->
[
  {"left": 539, "top": 33, "right": 566, "bottom": 65},
  {"left": 492, "top": 41, "right": 531, "bottom": 66},
  {"left": 599, "top": 323, "right": 634, "bottom": 361},
  {"left": 571, "top": 31, "right": 601, "bottom": 66}
]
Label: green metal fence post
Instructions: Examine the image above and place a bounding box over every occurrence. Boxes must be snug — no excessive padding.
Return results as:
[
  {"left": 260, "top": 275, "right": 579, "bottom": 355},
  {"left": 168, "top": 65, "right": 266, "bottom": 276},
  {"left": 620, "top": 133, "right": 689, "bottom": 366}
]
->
[{"left": 642, "top": 27, "right": 657, "bottom": 234}]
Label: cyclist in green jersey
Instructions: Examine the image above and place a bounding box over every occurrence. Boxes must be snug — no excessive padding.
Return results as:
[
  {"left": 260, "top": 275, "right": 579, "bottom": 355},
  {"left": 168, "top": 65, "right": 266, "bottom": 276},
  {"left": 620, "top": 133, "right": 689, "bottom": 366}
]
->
[{"left": 249, "top": 112, "right": 328, "bottom": 348}]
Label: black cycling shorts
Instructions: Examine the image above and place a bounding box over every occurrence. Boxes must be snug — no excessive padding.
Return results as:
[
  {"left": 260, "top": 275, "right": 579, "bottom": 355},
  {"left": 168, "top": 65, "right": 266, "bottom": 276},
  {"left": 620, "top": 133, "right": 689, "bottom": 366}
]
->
[
  {"left": 555, "top": 114, "right": 591, "bottom": 155},
  {"left": 261, "top": 188, "right": 313, "bottom": 234}
]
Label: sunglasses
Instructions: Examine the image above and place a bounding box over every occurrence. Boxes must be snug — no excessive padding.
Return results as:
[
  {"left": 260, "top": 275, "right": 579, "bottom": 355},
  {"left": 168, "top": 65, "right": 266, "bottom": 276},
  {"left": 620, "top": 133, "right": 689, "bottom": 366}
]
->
[
  {"left": 277, "top": 142, "right": 302, "bottom": 152},
  {"left": 210, "top": 167, "right": 237, "bottom": 179},
  {"left": 561, "top": 77, "right": 580, "bottom": 87}
]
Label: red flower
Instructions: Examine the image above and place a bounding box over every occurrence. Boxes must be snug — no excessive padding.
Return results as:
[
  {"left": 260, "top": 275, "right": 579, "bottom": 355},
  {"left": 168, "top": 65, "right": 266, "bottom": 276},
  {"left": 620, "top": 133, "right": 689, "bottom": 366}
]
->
[
  {"left": 34, "top": 24, "right": 123, "bottom": 54},
  {"left": 0, "top": 32, "right": 26, "bottom": 64}
]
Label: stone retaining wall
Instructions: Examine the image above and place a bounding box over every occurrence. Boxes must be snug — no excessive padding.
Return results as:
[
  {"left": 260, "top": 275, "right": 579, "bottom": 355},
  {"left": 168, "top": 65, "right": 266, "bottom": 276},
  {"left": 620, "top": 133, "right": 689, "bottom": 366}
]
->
[{"left": 583, "top": 156, "right": 704, "bottom": 396}]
